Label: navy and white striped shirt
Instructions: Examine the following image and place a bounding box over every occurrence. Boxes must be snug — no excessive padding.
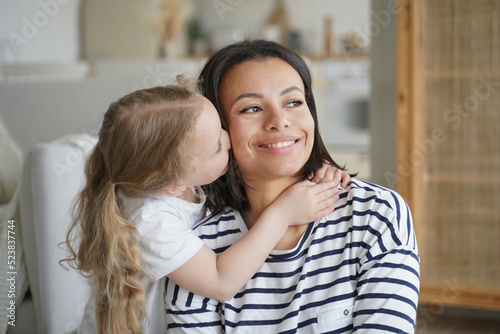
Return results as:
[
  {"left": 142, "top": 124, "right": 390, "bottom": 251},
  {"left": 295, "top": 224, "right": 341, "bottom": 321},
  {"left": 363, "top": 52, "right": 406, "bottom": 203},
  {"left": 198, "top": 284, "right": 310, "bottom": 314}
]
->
[{"left": 165, "top": 179, "right": 420, "bottom": 333}]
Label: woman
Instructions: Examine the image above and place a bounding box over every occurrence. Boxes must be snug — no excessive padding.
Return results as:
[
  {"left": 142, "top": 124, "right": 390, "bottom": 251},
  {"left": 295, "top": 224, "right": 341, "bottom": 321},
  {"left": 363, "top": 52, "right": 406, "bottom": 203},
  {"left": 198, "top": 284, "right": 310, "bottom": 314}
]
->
[{"left": 165, "top": 40, "right": 420, "bottom": 333}]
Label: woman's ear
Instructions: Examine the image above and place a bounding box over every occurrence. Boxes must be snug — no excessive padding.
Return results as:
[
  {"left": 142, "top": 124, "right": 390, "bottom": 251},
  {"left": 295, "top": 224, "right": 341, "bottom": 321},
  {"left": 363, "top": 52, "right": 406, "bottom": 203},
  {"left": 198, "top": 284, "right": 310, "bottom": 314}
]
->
[{"left": 162, "top": 183, "right": 187, "bottom": 197}]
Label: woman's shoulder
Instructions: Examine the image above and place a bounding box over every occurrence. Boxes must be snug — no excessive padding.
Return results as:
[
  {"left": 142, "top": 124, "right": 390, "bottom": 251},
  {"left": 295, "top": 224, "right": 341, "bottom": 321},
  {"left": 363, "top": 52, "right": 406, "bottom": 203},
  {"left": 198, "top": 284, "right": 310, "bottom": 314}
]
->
[
  {"left": 348, "top": 178, "right": 400, "bottom": 195},
  {"left": 339, "top": 178, "right": 416, "bottom": 249},
  {"left": 345, "top": 178, "right": 409, "bottom": 210}
]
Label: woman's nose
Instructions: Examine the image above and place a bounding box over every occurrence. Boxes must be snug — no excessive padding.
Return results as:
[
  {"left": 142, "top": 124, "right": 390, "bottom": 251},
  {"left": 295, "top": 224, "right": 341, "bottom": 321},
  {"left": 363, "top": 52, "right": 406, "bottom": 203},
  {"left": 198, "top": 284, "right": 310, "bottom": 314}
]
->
[{"left": 264, "top": 106, "right": 291, "bottom": 131}]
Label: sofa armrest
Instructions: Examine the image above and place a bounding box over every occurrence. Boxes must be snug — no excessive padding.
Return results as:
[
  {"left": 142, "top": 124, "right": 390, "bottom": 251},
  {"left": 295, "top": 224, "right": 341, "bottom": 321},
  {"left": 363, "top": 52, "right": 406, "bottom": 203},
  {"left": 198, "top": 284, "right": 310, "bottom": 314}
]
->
[{"left": 19, "top": 141, "right": 92, "bottom": 334}]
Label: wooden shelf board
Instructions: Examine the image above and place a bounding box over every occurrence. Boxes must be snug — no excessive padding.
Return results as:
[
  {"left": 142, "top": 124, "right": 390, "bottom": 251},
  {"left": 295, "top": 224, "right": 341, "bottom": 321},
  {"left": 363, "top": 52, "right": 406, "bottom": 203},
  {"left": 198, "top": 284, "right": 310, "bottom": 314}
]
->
[
  {"left": 420, "top": 283, "right": 500, "bottom": 311},
  {"left": 424, "top": 69, "right": 500, "bottom": 78},
  {"left": 425, "top": 174, "right": 500, "bottom": 184}
]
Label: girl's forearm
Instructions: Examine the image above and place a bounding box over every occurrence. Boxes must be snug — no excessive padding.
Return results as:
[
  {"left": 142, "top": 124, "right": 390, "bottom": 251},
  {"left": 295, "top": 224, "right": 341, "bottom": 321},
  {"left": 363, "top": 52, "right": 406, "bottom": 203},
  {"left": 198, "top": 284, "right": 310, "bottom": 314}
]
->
[
  {"left": 213, "top": 206, "right": 287, "bottom": 300},
  {"left": 167, "top": 205, "right": 288, "bottom": 302}
]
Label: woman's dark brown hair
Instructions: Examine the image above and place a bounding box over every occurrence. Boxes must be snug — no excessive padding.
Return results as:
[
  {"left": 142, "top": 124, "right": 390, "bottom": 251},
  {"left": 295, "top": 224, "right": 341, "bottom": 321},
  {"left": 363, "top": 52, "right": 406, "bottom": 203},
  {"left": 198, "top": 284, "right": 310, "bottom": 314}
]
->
[{"left": 199, "top": 39, "right": 346, "bottom": 214}]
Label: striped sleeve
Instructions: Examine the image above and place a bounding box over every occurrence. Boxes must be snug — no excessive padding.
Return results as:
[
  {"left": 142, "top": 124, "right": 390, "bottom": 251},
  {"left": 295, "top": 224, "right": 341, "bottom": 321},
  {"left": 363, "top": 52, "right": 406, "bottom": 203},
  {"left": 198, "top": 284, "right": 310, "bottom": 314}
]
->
[{"left": 350, "top": 180, "right": 420, "bottom": 333}]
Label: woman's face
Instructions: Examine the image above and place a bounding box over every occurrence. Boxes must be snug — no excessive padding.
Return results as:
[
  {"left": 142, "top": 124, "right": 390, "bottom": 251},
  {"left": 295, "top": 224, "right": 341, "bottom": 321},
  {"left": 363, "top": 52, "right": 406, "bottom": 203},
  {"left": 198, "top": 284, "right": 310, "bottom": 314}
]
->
[{"left": 218, "top": 58, "right": 315, "bottom": 183}]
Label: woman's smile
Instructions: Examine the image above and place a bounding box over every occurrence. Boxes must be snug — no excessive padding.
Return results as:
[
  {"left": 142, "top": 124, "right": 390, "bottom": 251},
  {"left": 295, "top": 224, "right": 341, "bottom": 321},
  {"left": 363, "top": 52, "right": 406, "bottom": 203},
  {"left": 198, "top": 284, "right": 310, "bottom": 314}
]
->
[{"left": 257, "top": 138, "right": 300, "bottom": 153}]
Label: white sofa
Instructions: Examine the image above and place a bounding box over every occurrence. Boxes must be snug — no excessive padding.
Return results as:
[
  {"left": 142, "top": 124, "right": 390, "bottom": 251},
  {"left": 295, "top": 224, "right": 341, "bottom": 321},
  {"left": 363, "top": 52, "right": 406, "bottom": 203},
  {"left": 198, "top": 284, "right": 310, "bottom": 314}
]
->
[
  {"left": 0, "top": 62, "right": 200, "bottom": 333},
  {"left": 18, "top": 137, "right": 95, "bottom": 334}
]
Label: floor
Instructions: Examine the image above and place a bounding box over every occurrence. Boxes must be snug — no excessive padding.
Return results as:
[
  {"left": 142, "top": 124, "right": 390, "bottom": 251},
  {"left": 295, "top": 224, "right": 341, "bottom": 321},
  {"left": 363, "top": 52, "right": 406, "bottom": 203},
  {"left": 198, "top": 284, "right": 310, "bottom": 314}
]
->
[{"left": 416, "top": 305, "right": 500, "bottom": 334}]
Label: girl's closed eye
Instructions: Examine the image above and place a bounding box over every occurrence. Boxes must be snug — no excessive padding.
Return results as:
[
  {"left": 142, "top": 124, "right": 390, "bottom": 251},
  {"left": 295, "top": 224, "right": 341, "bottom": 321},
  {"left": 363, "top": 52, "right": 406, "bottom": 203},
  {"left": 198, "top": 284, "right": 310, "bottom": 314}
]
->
[{"left": 216, "top": 140, "right": 222, "bottom": 153}]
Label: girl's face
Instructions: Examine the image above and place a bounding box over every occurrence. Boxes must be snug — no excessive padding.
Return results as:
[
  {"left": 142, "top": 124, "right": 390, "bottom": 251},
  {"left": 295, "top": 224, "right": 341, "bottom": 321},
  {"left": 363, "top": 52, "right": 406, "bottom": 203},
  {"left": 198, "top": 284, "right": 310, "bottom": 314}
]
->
[
  {"left": 186, "top": 96, "right": 231, "bottom": 187},
  {"left": 218, "top": 58, "right": 315, "bottom": 183}
]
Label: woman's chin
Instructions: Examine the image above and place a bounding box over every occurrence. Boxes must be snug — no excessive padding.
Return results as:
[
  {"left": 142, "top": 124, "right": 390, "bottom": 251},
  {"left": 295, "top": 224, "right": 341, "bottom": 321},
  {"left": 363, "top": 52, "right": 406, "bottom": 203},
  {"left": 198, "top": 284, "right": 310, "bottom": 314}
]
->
[
  {"left": 236, "top": 154, "right": 308, "bottom": 182},
  {"left": 260, "top": 165, "right": 305, "bottom": 181}
]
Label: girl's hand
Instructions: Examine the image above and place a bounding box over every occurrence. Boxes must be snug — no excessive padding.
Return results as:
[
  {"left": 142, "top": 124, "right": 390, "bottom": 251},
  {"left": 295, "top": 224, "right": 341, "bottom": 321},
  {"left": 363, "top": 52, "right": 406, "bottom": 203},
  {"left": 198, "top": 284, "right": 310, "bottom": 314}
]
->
[
  {"left": 271, "top": 180, "right": 340, "bottom": 226},
  {"left": 308, "top": 163, "right": 350, "bottom": 189}
]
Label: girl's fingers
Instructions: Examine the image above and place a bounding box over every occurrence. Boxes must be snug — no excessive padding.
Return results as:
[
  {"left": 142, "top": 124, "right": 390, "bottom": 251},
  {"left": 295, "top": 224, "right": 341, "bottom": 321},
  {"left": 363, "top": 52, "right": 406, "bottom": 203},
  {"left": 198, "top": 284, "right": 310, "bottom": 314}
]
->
[
  {"left": 317, "top": 188, "right": 339, "bottom": 204},
  {"left": 342, "top": 175, "right": 350, "bottom": 188},
  {"left": 312, "top": 205, "right": 336, "bottom": 221},
  {"left": 309, "top": 181, "right": 337, "bottom": 194},
  {"left": 340, "top": 171, "right": 351, "bottom": 188},
  {"left": 311, "top": 168, "right": 325, "bottom": 184},
  {"left": 313, "top": 193, "right": 339, "bottom": 219},
  {"left": 332, "top": 169, "right": 342, "bottom": 186}
]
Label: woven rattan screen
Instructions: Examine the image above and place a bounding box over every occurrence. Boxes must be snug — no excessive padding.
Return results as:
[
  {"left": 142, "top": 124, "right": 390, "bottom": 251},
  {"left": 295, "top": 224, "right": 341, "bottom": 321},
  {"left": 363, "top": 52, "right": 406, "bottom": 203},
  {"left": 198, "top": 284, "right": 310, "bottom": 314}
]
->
[{"left": 417, "top": 0, "right": 500, "bottom": 298}]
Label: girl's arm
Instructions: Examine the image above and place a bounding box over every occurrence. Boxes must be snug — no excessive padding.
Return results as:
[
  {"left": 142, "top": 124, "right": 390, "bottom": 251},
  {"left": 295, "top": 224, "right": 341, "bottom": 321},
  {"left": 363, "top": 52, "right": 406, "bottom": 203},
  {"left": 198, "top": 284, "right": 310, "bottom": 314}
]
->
[{"left": 167, "top": 180, "right": 339, "bottom": 301}]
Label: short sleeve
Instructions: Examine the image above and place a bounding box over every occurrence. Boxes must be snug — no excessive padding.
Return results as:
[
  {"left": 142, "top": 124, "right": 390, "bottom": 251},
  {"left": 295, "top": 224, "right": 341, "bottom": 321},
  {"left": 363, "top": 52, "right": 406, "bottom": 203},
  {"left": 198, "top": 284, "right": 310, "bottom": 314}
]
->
[{"left": 135, "top": 207, "right": 204, "bottom": 281}]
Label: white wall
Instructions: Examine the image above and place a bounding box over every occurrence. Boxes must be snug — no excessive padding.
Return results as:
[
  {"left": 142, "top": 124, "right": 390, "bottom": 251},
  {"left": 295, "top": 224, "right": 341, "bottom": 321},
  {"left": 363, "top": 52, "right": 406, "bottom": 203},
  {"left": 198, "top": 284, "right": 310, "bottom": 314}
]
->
[
  {"left": 0, "top": 0, "right": 82, "bottom": 63},
  {"left": 81, "top": 0, "right": 160, "bottom": 60}
]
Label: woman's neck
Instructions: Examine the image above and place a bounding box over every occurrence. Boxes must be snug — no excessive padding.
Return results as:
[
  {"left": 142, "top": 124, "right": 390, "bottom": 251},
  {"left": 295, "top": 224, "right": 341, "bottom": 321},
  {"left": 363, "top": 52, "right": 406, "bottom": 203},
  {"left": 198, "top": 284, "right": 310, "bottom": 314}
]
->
[
  {"left": 241, "top": 177, "right": 309, "bottom": 251},
  {"left": 241, "top": 178, "right": 293, "bottom": 226}
]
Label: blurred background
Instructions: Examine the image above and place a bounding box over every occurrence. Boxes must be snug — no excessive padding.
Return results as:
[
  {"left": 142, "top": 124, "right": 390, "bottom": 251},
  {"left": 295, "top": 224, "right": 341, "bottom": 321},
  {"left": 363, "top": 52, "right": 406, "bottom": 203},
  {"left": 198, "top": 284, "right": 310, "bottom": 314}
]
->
[
  {"left": 0, "top": 0, "right": 375, "bottom": 181},
  {"left": 1, "top": 1, "right": 499, "bottom": 333},
  {"left": 0, "top": 0, "right": 371, "bottom": 61}
]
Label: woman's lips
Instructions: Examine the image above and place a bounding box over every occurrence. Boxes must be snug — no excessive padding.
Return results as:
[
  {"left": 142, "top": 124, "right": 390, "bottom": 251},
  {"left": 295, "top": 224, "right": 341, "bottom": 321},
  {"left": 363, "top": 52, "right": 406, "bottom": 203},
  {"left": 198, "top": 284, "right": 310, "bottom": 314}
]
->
[
  {"left": 257, "top": 138, "right": 300, "bottom": 153},
  {"left": 260, "top": 140, "right": 296, "bottom": 149}
]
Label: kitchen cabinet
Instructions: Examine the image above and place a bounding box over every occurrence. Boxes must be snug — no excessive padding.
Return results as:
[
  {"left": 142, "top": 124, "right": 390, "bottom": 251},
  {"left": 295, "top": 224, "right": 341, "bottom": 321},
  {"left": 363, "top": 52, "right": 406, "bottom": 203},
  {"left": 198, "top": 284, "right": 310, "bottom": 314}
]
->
[{"left": 396, "top": 0, "right": 500, "bottom": 310}]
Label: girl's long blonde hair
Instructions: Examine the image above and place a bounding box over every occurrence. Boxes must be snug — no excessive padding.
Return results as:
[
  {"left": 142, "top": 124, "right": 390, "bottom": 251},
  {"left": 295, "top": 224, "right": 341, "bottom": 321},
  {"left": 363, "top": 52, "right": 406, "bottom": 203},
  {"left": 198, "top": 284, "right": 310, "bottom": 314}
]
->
[{"left": 63, "top": 83, "right": 201, "bottom": 334}]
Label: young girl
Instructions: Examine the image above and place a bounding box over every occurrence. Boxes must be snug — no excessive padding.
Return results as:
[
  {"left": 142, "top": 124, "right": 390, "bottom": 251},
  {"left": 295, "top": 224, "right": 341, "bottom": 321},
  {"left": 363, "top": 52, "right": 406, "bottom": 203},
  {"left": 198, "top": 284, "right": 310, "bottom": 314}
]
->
[{"left": 64, "top": 81, "right": 349, "bottom": 334}]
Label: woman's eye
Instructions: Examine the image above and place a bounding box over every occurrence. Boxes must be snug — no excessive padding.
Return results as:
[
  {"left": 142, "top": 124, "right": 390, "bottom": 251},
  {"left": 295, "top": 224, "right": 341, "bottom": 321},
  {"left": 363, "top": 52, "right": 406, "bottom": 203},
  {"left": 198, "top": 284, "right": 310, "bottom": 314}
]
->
[
  {"left": 240, "top": 106, "right": 261, "bottom": 113},
  {"left": 285, "top": 100, "right": 304, "bottom": 107}
]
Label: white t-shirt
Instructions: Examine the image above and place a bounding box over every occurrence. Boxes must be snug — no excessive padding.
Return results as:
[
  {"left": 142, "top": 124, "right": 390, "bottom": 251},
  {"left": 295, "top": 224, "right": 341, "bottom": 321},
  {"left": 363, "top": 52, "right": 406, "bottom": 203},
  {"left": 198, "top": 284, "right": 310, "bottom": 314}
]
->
[{"left": 79, "top": 190, "right": 205, "bottom": 334}]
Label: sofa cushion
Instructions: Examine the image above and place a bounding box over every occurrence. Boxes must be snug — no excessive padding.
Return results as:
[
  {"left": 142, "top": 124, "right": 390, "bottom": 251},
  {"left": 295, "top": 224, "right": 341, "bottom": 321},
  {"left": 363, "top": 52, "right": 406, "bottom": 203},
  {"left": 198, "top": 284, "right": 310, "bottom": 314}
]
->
[{"left": 0, "top": 114, "right": 23, "bottom": 205}]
